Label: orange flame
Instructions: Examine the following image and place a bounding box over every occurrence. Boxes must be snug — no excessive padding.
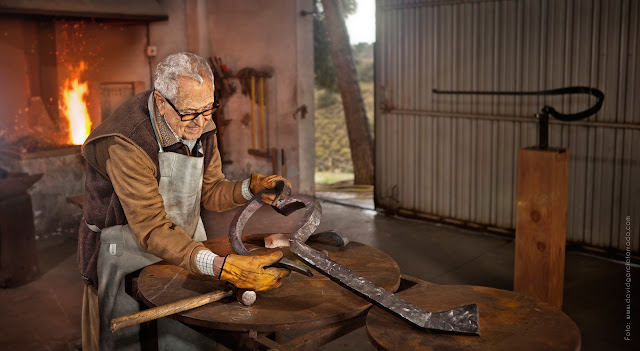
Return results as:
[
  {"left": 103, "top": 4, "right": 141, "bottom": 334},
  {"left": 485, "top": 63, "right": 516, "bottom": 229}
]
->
[{"left": 61, "top": 61, "right": 91, "bottom": 145}]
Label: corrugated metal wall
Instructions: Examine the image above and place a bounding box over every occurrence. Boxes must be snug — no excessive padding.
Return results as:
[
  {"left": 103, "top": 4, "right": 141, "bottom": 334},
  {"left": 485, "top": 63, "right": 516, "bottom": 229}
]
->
[{"left": 375, "top": 0, "right": 640, "bottom": 252}]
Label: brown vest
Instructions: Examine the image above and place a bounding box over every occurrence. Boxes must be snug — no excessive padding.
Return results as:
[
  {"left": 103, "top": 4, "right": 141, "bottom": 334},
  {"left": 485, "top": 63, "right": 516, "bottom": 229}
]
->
[{"left": 77, "top": 90, "right": 217, "bottom": 288}]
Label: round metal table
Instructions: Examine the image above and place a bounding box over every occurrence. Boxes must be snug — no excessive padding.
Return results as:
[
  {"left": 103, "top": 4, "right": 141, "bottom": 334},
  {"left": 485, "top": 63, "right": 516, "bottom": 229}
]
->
[
  {"left": 136, "top": 234, "right": 401, "bottom": 334},
  {"left": 366, "top": 281, "right": 581, "bottom": 351}
]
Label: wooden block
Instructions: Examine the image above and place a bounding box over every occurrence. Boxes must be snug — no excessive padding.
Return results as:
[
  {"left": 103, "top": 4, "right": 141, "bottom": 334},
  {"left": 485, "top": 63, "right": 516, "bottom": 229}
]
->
[{"left": 514, "top": 148, "right": 569, "bottom": 309}]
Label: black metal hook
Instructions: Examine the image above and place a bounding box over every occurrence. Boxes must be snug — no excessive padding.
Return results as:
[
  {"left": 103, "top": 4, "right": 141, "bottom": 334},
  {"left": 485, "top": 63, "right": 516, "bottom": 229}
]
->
[{"left": 433, "top": 86, "right": 604, "bottom": 149}]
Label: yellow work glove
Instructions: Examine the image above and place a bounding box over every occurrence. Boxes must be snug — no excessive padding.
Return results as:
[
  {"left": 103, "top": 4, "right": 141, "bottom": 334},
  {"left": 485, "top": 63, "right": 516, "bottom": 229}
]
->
[
  {"left": 219, "top": 251, "right": 291, "bottom": 291},
  {"left": 249, "top": 173, "right": 292, "bottom": 205}
]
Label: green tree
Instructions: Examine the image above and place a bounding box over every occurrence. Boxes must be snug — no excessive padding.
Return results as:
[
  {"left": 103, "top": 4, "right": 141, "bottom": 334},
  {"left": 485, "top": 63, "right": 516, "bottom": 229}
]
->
[
  {"left": 321, "top": 0, "right": 374, "bottom": 185},
  {"left": 314, "top": 0, "right": 357, "bottom": 92},
  {"left": 353, "top": 42, "right": 374, "bottom": 82}
]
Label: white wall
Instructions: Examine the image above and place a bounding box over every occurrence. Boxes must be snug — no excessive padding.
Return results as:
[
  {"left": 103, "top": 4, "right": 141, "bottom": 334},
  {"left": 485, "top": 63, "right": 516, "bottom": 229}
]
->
[{"left": 206, "top": 0, "right": 315, "bottom": 194}]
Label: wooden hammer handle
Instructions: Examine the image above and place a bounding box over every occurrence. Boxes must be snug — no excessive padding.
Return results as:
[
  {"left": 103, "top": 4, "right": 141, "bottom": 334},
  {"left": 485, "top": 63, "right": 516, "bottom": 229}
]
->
[{"left": 110, "top": 290, "right": 233, "bottom": 332}]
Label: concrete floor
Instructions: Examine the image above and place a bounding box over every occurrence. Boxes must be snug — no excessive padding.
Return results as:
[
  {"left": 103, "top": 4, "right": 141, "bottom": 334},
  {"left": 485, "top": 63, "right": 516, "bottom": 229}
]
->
[{"left": 0, "top": 200, "right": 638, "bottom": 350}]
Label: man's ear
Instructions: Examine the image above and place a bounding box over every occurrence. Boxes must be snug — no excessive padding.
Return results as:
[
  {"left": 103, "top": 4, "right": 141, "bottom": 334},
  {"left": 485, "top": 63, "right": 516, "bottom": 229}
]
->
[{"left": 154, "top": 91, "right": 165, "bottom": 116}]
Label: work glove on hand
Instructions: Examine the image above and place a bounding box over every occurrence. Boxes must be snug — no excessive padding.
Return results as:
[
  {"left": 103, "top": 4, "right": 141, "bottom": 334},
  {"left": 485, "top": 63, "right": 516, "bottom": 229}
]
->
[
  {"left": 249, "top": 174, "right": 292, "bottom": 205},
  {"left": 219, "top": 251, "right": 290, "bottom": 291}
]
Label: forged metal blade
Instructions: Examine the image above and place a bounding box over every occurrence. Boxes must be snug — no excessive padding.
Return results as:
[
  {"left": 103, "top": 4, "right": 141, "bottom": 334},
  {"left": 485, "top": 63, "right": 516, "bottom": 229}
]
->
[{"left": 290, "top": 241, "right": 480, "bottom": 335}]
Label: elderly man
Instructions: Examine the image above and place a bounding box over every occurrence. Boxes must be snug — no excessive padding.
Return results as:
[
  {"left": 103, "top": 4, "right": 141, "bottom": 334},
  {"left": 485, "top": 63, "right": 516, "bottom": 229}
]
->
[{"left": 78, "top": 52, "right": 290, "bottom": 350}]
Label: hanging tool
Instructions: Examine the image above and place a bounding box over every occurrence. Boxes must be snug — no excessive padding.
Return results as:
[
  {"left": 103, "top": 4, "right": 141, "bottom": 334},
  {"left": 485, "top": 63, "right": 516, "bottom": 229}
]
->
[
  {"left": 239, "top": 69, "right": 270, "bottom": 153},
  {"left": 238, "top": 69, "right": 284, "bottom": 174},
  {"left": 110, "top": 284, "right": 256, "bottom": 332},
  {"left": 248, "top": 73, "right": 267, "bottom": 151},
  {"left": 432, "top": 86, "right": 604, "bottom": 149},
  {"left": 228, "top": 186, "right": 480, "bottom": 335},
  {"left": 259, "top": 75, "right": 266, "bottom": 151},
  {"left": 251, "top": 75, "right": 256, "bottom": 150}
]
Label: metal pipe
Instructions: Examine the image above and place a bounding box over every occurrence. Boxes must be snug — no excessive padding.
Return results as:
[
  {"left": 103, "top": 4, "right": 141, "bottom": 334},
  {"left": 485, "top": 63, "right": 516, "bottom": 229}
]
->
[
  {"left": 433, "top": 86, "right": 604, "bottom": 149},
  {"left": 432, "top": 87, "right": 604, "bottom": 122},
  {"left": 384, "top": 109, "right": 640, "bottom": 130}
]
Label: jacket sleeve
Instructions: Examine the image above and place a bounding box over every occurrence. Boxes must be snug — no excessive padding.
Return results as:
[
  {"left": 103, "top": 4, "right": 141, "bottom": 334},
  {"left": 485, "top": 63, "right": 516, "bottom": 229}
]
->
[
  {"left": 103, "top": 137, "right": 207, "bottom": 275},
  {"left": 200, "top": 134, "right": 247, "bottom": 211}
]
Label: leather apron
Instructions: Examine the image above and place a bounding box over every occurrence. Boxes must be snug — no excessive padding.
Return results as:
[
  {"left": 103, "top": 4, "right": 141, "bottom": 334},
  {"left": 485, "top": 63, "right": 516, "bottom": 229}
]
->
[{"left": 94, "top": 95, "right": 212, "bottom": 350}]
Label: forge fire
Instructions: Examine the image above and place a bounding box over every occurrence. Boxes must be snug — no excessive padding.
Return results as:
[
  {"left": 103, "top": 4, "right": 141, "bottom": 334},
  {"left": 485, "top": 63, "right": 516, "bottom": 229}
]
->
[{"left": 61, "top": 60, "right": 91, "bottom": 145}]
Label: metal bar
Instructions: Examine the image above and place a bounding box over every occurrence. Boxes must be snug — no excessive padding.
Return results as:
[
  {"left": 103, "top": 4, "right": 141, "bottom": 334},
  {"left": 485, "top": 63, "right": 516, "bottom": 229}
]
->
[
  {"left": 278, "top": 194, "right": 480, "bottom": 335},
  {"left": 433, "top": 87, "right": 604, "bottom": 121},
  {"left": 385, "top": 109, "right": 640, "bottom": 129},
  {"left": 378, "top": 0, "right": 512, "bottom": 12},
  {"left": 290, "top": 241, "right": 480, "bottom": 334},
  {"left": 229, "top": 191, "right": 481, "bottom": 335}
]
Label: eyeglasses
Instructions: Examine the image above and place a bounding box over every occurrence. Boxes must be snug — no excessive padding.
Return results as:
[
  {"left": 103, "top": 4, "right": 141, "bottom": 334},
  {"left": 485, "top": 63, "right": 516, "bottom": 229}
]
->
[{"left": 160, "top": 93, "right": 219, "bottom": 121}]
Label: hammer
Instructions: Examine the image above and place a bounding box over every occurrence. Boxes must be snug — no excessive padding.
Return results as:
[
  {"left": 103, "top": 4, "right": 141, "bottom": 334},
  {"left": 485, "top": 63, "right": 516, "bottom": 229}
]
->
[{"left": 110, "top": 285, "right": 256, "bottom": 332}]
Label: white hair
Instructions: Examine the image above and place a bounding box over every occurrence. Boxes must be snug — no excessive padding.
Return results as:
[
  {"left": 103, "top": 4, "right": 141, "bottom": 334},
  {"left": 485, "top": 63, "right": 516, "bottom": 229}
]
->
[{"left": 153, "top": 52, "right": 214, "bottom": 102}]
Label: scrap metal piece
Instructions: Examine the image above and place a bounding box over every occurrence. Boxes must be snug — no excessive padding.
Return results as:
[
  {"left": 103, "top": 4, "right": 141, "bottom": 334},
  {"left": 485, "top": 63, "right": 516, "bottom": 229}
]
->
[{"left": 308, "top": 230, "right": 349, "bottom": 247}]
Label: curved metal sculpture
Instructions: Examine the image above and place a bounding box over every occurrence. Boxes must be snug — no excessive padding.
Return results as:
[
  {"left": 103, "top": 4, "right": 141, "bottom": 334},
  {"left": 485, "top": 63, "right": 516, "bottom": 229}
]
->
[{"left": 228, "top": 186, "right": 480, "bottom": 335}]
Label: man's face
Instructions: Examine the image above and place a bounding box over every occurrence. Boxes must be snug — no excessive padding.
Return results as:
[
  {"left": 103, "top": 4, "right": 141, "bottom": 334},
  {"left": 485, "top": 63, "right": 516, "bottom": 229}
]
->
[{"left": 156, "top": 75, "right": 215, "bottom": 141}]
